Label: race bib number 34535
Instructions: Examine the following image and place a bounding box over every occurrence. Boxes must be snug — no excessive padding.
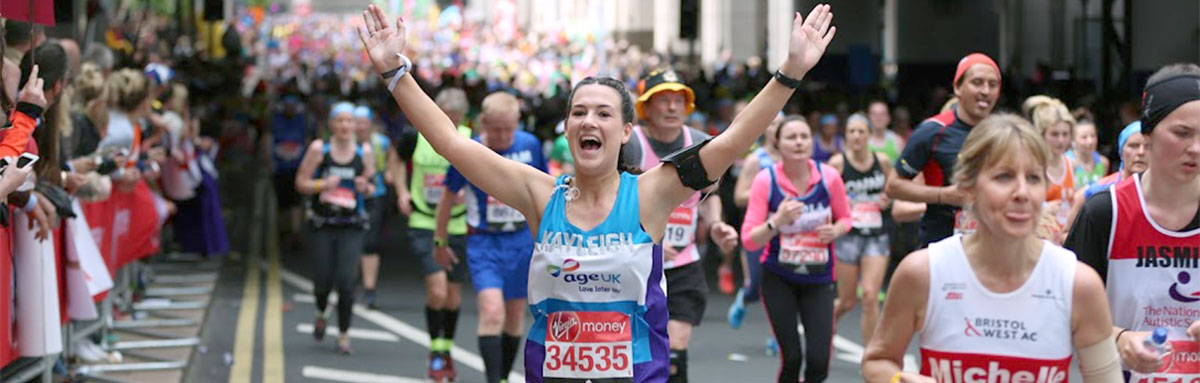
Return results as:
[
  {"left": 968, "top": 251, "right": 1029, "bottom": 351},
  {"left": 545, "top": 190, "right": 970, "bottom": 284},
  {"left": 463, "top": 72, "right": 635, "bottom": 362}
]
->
[{"left": 544, "top": 311, "right": 633, "bottom": 382}]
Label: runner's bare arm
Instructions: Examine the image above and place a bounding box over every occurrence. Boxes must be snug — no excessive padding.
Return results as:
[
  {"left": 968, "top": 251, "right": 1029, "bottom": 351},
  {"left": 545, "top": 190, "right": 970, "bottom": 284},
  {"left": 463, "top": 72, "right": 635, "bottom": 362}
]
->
[
  {"left": 734, "top": 154, "right": 761, "bottom": 207},
  {"left": 358, "top": 4, "right": 554, "bottom": 222},
  {"left": 1070, "top": 263, "right": 1123, "bottom": 382},
  {"left": 294, "top": 140, "right": 327, "bottom": 195},
  {"left": 827, "top": 153, "right": 845, "bottom": 174},
  {"left": 862, "top": 250, "right": 931, "bottom": 383},
  {"left": 640, "top": 4, "right": 836, "bottom": 233}
]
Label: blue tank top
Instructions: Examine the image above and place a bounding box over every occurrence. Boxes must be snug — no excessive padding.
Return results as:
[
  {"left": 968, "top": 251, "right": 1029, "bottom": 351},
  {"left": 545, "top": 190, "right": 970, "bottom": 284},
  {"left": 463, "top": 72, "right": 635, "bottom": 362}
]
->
[
  {"left": 525, "top": 173, "right": 669, "bottom": 383},
  {"left": 754, "top": 146, "right": 775, "bottom": 170},
  {"left": 763, "top": 163, "right": 836, "bottom": 284},
  {"left": 446, "top": 131, "right": 547, "bottom": 234}
]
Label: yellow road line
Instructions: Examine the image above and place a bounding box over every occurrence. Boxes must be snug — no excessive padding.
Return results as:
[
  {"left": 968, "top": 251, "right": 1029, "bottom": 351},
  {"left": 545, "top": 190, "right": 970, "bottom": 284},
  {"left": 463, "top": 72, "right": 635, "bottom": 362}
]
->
[
  {"left": 229, "top": 252, "right": 261, "bottom": 383},
  {"left": 229, "top": 179, "right": 266, "bottom": 383},
  {"left": 262, "top": 190, "right": 285, "bottom": 383}
]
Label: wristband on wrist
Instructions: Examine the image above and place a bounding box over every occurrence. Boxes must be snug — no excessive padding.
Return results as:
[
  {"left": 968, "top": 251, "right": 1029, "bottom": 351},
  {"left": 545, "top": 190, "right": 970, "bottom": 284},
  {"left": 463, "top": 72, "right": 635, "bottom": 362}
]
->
[
  {"left": 314, "top": 180, "right": 324, "bottom": 192},
  {"left": 766, "top": 220, "right": 777, "bottom": 233},
  {"left": 433, "top": 237, "right": 449, "bottom": 247},
  {"left": 774, "top": 70, "right": 802, "bottom": 89},
  {"left": 22, "top": 193, "right": 38, "bottom": 212},
  {"left": 889, "top": 372, "right": 903, "bottom": 383},
  {"left": 1115, "top": 328, "right": 1129, "bottom": 344},
  {"left": 386, "top": 53, "right": 413, "bottom": 92}
]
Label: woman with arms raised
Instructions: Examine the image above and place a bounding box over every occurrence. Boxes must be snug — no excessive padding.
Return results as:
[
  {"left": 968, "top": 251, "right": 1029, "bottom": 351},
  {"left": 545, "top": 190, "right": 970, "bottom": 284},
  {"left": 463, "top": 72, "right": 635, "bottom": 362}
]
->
[{"left": 358, "top": 4, "right": 835, "bottom": 382}]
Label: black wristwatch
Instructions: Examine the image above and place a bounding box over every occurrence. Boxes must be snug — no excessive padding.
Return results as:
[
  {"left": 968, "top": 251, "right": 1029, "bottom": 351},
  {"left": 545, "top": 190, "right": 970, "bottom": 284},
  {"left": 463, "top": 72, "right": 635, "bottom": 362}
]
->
[{"left": 774, "top": 70, "right": 802, "bottom": 89}]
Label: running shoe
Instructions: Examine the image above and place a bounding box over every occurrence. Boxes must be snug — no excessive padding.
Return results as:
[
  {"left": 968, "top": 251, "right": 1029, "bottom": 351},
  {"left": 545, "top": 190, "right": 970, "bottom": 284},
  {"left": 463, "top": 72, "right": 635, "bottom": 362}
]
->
[
  {"left": 727, "top": 288, "right": 746, "bottom": 330},
  {"left": 313, "top": 316, "right": 327, "bottom": 342},
  {"left": 765, "top": 337, "right": 779, "bottom": 357},
  {"left": 337, "top": 335, "right": 353, "bottom": 355},
  {"left": 428, "top": 353, "right": 447, "bottom": 382},
  {"left": 443, "top": 352, "right": 457, "bottom": 382},
  {"left": 363, "top": 290, "right": 377, "bottom": 310},
  {"left": 718, "top": 264, "right": 736, "bottom": 295}
]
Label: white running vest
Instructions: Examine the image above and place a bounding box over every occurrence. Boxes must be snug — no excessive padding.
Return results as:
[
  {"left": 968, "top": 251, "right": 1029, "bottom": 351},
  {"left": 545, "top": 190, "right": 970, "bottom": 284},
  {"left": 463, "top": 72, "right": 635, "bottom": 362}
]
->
[{"left": 919, "top": 235, "right": 1076, "bottom": 383}]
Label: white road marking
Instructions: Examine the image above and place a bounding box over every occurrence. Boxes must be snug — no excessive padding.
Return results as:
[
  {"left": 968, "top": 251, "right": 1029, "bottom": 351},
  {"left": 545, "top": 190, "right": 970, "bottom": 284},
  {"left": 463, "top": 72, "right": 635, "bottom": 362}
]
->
[
  {"left": 296, "top": 324, "right": 401, "bottom": 342},
  {"left": 801, "top": 325, "right": 918, "bottom": 371},
  {"left": 279, "top": 266, "right": 526, "bottom": 383},
  {"left": 301, "top": 365, "right": 426, "bottom": 383}
]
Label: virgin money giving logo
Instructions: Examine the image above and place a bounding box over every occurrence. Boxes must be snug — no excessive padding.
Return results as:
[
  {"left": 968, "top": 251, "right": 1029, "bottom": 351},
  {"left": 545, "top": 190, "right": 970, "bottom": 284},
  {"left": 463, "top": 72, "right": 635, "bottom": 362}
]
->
[
  {"left": 548, "top": 312, "right": 581, "bottom": 342},
  {"left": 1169, "top": 271, "right": 1200, "bottom": 303}
]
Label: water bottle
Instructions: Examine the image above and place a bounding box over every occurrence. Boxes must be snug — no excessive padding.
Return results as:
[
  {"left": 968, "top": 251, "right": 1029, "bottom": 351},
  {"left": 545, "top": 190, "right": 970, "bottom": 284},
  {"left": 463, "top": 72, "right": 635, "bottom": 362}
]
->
[{"left": 1142, "top": 327, "right": 1171, "bottom": 356}]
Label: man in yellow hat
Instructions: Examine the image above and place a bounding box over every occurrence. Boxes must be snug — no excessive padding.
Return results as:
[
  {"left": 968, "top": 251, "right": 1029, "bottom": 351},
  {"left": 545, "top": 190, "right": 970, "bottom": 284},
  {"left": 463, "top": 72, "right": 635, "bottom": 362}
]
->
[{"left": 621, "top": 69, "right": 739, "bottom": 383}]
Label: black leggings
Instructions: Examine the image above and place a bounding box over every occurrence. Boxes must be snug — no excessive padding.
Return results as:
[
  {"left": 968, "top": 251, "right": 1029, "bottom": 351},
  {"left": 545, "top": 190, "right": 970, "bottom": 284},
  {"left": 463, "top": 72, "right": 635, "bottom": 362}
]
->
[
  {"left": 310, "top": 224, "right": 365, "bottom": 332},
  {"left": 761, "top": 270, "right": 834, "bottom": 383}
]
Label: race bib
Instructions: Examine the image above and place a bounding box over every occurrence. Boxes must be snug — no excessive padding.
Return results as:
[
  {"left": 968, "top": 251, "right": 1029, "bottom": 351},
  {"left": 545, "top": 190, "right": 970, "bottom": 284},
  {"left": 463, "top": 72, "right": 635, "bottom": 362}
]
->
[
  {"left": 486, "top": 196, "right": 525, "bottom": 227},
  {"left": 851, "top": 201, "right": 883, "bottom": 230},
  {"left": 954, "top": 210, "right": 977, "bottom": 236},
  {"left": 778, "top": 232, "right": 828, "bottom": 267},
  {"left": 423, "top": 174, "right": 445, "bottom": 205},
  {"left": 319, "top": 187, "right": 357, "bottom": 209},
  {"left": 664, "top": 206, "right": 697, "bottom": 248},
  {"left": 1130, "top": 340, "right": 1200, "bottom": 383},
  {"left": 544, "top": 311, "right": 633, "bottom": 382}
]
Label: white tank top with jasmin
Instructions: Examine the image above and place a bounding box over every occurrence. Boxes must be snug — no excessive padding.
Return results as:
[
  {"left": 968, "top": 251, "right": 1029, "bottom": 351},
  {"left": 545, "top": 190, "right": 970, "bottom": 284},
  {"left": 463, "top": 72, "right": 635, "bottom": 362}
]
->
[{"left": 919, "top": 235, "right": 1077, "bottom": 383}]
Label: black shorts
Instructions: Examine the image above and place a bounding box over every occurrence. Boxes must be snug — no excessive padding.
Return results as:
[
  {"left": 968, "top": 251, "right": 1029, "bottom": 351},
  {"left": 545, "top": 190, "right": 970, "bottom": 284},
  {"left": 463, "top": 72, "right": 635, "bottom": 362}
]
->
[
  {"left": 665, "top": 261, "right": 708, "bottom": 326},
  {"left": 408, "top": 228, "right": 468, "bottom": 282},
  {"left": 362, "top": 197, "right": 386, "bottom": 253},
  {"left": 273, "top": 170, "right": 300, "bottom": 208}
]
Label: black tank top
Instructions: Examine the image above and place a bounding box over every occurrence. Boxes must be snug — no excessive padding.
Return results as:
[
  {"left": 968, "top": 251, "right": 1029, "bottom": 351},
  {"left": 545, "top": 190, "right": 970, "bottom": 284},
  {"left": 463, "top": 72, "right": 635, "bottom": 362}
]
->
[
  {"left": 310, "top": 143, "right": 366, "bottom": 227},
  {"left": 841, "top": 152, "right": 886, "bottom": 236}
]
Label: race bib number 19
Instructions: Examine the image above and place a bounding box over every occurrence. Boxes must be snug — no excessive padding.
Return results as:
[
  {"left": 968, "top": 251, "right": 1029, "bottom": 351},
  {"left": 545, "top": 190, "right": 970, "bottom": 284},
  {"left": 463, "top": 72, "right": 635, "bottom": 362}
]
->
[
  {"left": 664, "top": 206, "right": 697, "bottom": 248},
  {"left": 544, "top": 311, "right": 633, "bottom": 382}
]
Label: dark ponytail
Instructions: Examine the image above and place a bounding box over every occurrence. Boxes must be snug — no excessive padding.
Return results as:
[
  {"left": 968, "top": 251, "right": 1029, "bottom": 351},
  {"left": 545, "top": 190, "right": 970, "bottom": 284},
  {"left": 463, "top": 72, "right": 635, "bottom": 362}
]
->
[{"left": 566, "top": 76, "right": 643, "bottom": 174}]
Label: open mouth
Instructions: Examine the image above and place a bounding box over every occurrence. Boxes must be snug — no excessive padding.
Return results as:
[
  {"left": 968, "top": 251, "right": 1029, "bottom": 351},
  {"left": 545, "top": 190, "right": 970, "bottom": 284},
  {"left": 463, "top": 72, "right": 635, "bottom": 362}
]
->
[{"left": 580, "top": 136, "right": 602, "bottom": 153}]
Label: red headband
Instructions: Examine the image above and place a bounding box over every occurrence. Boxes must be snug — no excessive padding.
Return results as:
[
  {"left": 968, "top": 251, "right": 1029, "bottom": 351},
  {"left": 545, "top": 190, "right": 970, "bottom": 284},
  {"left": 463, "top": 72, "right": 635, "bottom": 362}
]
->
[{"left": 953, "top": 53, "right": 1001, "bottom": 90}]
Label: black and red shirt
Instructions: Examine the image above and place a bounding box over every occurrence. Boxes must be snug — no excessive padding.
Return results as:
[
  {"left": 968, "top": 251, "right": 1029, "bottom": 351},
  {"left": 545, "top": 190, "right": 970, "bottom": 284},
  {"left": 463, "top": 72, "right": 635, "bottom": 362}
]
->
[{"left": 894, "top": 109, "right": 973, "bottom": 246}]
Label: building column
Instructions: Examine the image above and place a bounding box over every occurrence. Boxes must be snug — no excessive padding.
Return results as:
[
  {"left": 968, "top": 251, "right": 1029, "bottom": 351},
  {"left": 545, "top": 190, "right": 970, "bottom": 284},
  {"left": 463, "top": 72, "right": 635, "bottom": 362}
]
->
[{"left": 766, "top": 0, "right": 793, "bottom": 70}]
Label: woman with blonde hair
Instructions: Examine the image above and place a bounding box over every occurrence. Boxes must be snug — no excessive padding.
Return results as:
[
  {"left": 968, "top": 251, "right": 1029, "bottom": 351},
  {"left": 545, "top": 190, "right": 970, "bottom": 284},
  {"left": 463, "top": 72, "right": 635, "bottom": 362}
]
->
[
  {"left": 1022, "top": 95, "right": 1076, "bottom": 236},
  {"left": 862, "top": 114, "right": 1121, "bottom": 383}
]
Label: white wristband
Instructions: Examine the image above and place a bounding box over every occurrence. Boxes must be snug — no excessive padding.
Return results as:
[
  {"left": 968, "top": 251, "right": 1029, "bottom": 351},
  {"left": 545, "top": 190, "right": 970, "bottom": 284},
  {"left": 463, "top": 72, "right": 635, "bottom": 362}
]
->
[
  {"left": 22, "top": 193, "right": 38, "bottom": 212},
  {"left": 387, "top": 54, "right": 413, "bottom": 93}
]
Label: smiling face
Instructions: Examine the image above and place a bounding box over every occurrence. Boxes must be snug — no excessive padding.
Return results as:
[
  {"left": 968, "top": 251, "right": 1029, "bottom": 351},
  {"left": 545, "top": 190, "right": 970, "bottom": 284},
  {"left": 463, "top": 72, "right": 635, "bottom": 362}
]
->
[
  {"left": 566, "top": 82, "right": 632, "bottom": 176},
  {"left": 1147, "top": 100, "right": 1200, "bottom": 183}
]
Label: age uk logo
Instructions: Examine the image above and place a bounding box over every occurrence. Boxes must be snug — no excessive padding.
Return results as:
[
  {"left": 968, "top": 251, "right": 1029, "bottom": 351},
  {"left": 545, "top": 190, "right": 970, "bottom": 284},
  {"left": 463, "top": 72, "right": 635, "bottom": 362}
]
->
[{"left": 547, "top": 259, "right": 581, "bottom": 277}]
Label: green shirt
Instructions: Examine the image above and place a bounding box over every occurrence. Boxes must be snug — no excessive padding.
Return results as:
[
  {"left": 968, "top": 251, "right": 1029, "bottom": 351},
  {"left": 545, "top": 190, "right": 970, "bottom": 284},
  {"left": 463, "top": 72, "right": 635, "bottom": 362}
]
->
[
  {"left": 869, "top": 130, "right": 901, "bottom": 161},
  {"left": 550, "top": 134, "right": 573, "bottom": 164},
  {"left": 407, "top": 127, "right": 472, "bottom": 233}
]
